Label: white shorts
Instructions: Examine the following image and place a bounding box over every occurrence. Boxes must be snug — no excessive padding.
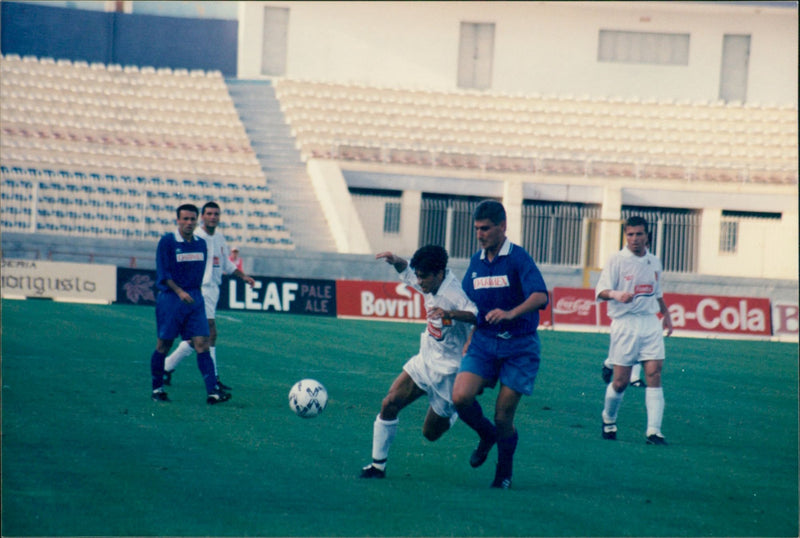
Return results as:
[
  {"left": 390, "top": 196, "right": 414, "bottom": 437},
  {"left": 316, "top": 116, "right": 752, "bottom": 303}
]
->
[
  {"left": 202, "top": 285, "right": 220, "bottom": 320},
  {"left": 607, "top": 314, "right": 665, "bottom": 367},
  {"left": 403, "top": 354, "right": 457, "bottom": 418}
]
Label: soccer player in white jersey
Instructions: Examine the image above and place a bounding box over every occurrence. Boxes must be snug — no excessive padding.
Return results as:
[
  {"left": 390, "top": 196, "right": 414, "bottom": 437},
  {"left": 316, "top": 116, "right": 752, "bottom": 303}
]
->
[
  {"left": 596, "top": 216, "right": 674, "bottom": 445},
  {"left": 360, "top": 245, "right": 477, "bottom": 479},
  {"left": 164, "top": 201, "right": 255, "bottom": 391}
]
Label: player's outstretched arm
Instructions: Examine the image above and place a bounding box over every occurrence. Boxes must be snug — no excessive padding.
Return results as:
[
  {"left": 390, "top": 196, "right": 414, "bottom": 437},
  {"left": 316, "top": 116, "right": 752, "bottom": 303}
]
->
[
  {"left": 429, "top": 307, "right": 477, "bottom": 325},
  {"left": 233, "top": 269, "right": 256, "bottom": 287},
  {"left": 375, "top": 251, "right": 408, "bottom": 273}
]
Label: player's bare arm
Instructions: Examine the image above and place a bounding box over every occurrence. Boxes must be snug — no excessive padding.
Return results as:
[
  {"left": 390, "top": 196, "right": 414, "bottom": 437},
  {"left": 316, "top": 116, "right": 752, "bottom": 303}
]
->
[
  {"left": 166, "top": 279, "right": 193, "bottom": 303},
  {"left": 484, "top": 291, "right": 548, "bottom": 324},
  {"left": 658, "top": 297, "right": 674, "bottom": 336},
  {"left": 598, "top": 289, "right": 634, "bottom": 303},
  {"left": 234, "top": 269, "right": 256, "bottom": 287},
  {"left": 375, "top": 251, "right": 408, "bottom": 273},
  {"left": 429, "top": 306, "right": 477, "bottom": 325}
]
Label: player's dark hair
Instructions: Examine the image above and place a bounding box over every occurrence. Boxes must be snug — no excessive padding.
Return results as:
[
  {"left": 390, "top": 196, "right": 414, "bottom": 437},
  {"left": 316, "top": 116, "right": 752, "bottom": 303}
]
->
[
  {"left": 473, "top": 199, "right": 506, "bottom": 224},
  {"left": 625, "top": 215, "right": 649, "bottom": 232},
  {"left": 201, "top": 201, "right": 220, "bottom": 214},
  {"left": 176, "top": 203, "right": 199, "bottom": 218},
  {"left": 409, "top": 245, "right": 448, "bottom": 276}
]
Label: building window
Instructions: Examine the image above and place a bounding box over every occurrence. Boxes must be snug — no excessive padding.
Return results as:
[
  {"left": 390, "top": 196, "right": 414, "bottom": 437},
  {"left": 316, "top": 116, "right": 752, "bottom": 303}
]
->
[
  {"left": 719, "top": 220, "right": 738, "bottom": 254},
  {"left": 719, "top": 210, "right": 781, "bottom": 255},
  {"left": 598, "top": 30, "right": 690, "bottom": 66},
  {"left": 458, "top": 22, "right": 495, "bottom": 90},
  {"left": 383, "top": 202, "right": 401, "bottom": 234}
]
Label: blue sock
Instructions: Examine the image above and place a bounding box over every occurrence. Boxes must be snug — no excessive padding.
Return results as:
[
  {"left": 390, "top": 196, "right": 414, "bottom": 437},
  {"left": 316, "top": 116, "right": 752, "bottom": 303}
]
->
[
  {"left": 197, "top": 351, "right": 217, "bottom": 393},
  {"left": 151, "top": 350, "right": 166, "bottom": 390},
  {"left": 458, "top": 400, "right": 496, "bottom": 441},
  {"left": 496, "top": 430, "right": 519, "bottom": 479}
]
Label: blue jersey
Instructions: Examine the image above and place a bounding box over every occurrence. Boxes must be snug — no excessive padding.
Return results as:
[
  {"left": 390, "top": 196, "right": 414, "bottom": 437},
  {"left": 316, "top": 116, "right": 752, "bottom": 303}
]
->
[
  {"left": 155, "top": 230, "right": 208, "bottom": 294},
  {"left": 462, "top": 238, "right": 548, "bottom": 337}
]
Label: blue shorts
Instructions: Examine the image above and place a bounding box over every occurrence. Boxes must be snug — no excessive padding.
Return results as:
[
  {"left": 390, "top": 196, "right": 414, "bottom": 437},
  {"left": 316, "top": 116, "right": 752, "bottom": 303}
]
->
[
  {"left": 458, "top": 330, "right": 541, "bottom": 395},
  {"left": 156, "top": 290, "right": 209, "bottom": 341}
]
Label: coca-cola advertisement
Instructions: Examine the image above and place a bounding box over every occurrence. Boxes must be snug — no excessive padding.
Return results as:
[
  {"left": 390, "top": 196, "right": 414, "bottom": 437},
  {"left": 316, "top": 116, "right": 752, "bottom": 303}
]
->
[
  {"left": 662, "top": 292, "right": 772, "bottom": 337},
  {"left": 551, "top": 287, "right": 598, "bottom": 326}
]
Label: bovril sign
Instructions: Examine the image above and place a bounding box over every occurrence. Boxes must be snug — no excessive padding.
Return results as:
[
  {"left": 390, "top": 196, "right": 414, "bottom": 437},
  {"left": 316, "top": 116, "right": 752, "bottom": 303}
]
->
[{"left": 336, "top": 280, "right": 425, "bottom": 321}]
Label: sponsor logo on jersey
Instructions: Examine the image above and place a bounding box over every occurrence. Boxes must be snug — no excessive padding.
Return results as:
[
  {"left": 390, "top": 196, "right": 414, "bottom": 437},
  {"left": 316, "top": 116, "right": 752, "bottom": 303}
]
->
[
  {"left": 177, "top": 252, "right": 204, "bottom": 262},
  {"left": 426, "top": 316, "right": 452, "bottom": 340},
  {"left": 473, "top": 275, "right": 510, "bottom": 290},
  {"left": 634, "top": 284, "right": 654, "bottom": 295}
]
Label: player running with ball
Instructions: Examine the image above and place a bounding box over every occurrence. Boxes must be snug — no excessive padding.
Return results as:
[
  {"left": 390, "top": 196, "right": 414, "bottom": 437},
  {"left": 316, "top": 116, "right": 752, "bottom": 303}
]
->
[{"left": 360, "top": 245, "right": 477, "bottom": 479}]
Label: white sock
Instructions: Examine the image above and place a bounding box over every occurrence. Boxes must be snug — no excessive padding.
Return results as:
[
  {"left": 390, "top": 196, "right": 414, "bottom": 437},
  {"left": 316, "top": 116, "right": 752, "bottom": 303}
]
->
[
  {"left": 630, "top": 363, "right": 642, "bottom": 383},
  {"left": 645, "top": 387, "right": 665, "bottom": 436},
  {"left": 210, "top": 346, "right": 218, "bottom": 377},
  {"left": 603, "top": 383, "right": 625, "bottom": 423},
  {"left": 165, "top": 340, "right": 193, "bottom": 372},
  {"left": 371, "top": 414, "right": 399, "bottom": 470}
]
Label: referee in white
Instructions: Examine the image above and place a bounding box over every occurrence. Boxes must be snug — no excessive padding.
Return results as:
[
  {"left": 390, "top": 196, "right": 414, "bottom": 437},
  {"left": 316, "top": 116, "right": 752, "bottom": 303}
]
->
[{"left": 596, "top": 216, "right": 674, "bottom": 445}]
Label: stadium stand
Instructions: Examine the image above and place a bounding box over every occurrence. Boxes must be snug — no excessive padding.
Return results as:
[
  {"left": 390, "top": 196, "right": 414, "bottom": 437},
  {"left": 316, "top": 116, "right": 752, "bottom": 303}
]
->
[
  {"left": 275, "top": 78, "right": 798, "bottom": 185},
  {"left": 0, "top": 53, "right": 294, "bottom": 249}
]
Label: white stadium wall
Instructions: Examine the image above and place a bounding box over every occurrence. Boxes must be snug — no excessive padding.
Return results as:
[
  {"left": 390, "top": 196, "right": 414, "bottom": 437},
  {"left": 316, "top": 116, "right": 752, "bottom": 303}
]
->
[
  {"left": 238, "top": 1, "right": 798, "bottom": 105},
  {"left": 233, "top": 1, "right": 799, "bottom": 281}
]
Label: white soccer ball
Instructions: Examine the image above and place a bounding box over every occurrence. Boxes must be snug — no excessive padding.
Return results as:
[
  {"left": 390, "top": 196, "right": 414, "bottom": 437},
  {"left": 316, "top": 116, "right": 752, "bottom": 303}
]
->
[{"left": 288, "top": 379, "right": 328, "bottom": 418}]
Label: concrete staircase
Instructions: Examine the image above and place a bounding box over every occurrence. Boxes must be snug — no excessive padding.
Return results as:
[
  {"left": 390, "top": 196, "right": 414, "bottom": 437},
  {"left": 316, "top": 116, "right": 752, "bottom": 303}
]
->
[{"left": 226, "top": 79, "right": 336, "bottom": 253}]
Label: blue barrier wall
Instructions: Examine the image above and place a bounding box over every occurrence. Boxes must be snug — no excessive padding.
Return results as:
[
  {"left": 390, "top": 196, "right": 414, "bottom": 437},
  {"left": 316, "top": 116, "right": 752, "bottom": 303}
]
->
[
  {"left": 0, "top": 1, "right": 237, "bottom": 75},
  {"left": 1, "top": 2, "right": 113, "bottom": 63}
]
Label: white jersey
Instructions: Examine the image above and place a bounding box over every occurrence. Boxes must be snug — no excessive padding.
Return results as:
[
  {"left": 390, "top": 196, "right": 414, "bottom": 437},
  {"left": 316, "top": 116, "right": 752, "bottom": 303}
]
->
[
  {"left": 399, "top": 266, "right": 477, "bottom": 375},
  {"left": 595, "top": 247, "right": 664, "bottom": 319},
  {"left": 196, "top": 227, "right": 238, "bottom": 289}
]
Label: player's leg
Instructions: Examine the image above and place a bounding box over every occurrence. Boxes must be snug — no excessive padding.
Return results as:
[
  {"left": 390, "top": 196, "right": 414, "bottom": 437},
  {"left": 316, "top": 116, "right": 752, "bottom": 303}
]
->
[
  {"left": 602, "top": 364, "right": 631, "bottom": 438},
  {"left": 640, "top": 317, "right": 667, "bottom": 444},
  {"left": 452, "top": 371, "right": 497, "bottom": 467},
  {"left": 492, "top": 385, "right": 522, "bottom": 488},
  {"left": 204, "top": 286, "right": 231, "bottom": 390},
  {"left": 421, "top": 366, "right": 459, "bottom": 442},
  {"left": 381, "top": 369, "right": 425, "bottom": 420},
  {"left": 421, "top": 407, "right": 453, "bottom": 442},
  {"left": 491, "top": 337, "right": 539, "bottom": 489},
  {"left": 163, "top": 340, "right": 194, "bottom": 384},
  {"left": 152, "top": 294, "right": 180, "bottom": 401},
  {"left": 453, "top": 334, "right": 500, "bottom": 467},
  {"left": 629, "top": 362, "right": 644, "bottom": 386},
  {"left": 208, "top": 318, "right": 231, "bottom": 389},
  {"left": 643, "top": 359, "right": 666, "bottom": 444},
  {"left": 192, "top": 333, "right": 228, "bottom": 404},
  {"left": 151, "top": 337, "right": 175, "bottom": 400},
  {"left": 602, "top": 318, "right": 637, "bottom": 439},
  {"left": 361, "top": 370, "right": 424, "bottom": 478}
]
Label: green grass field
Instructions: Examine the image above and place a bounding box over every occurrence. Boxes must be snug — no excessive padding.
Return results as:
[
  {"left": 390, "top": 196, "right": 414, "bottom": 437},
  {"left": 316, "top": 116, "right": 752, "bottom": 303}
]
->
[{"left": 2, "top": 298, "right": 798, "bottom": 537}]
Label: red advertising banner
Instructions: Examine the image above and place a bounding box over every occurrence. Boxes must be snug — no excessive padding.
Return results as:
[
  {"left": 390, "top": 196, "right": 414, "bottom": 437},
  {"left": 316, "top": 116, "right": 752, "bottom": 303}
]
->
[
  {"left": 663, "top": 292, "right": 772, "bottom": 336},
  {"left": 772, "top": 302, "right": 799, "bottom": 337},
  {"left": 335, "top": 281, "right": 780, "bottom": 338},
  {"left": 539, "top": 291, "right": 553, "bottom": 328},
  {"left": 558, "top": 287, "right": 773, "bottom": 337},
  {"left": 551, "top": 287, "right": 598, "bottom": 326},
  {"left": 336, "top": 280, "right": 425, "bottom": 321}
]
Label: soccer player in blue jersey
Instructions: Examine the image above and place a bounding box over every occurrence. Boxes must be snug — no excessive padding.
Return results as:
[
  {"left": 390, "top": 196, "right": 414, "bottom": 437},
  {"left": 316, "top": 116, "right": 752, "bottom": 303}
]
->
[
  {"left": 452, "top": 200, "right": 549, "bottom": 489},
  {"left": 149, "top": 203, "right": 231, "bottom": 405}
]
